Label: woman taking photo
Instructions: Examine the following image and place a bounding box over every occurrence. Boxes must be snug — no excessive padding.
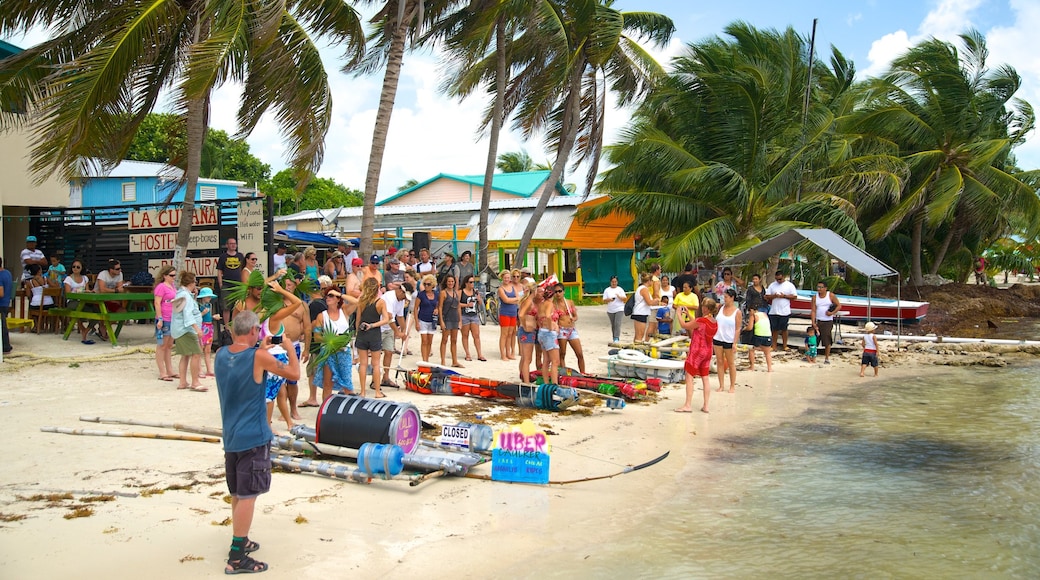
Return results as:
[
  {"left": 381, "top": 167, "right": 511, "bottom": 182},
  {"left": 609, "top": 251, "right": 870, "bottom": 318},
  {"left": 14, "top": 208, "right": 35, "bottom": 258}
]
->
[
  {"left": 459, "top": 275, "right": 485, "bottom": 362},
  {"left": 602, "top": 275, "right": 626, "bottom": 343},
  {"left": 437, "top": 274, "right": 463, "bottom": 367},
  {"left": 153, "top": 265, "right": 177, "bottom": 381},
  {"left": 355, "top": 277, "right": 393, "bottom": 398},
  {"left": 414, "top": 274, "right": 439, "bottom": 362},
  {"left": 713, "top": 288, "right": 742, "bottom": 393},
  {"left": 517, "top": 281, "right": 539, "bottom": 382},
  {"left": 631, "top": 273, "right": 659, "bottom": 342},
  {"left": 497, "top": 269, "right": 519, "bottom": 360}
]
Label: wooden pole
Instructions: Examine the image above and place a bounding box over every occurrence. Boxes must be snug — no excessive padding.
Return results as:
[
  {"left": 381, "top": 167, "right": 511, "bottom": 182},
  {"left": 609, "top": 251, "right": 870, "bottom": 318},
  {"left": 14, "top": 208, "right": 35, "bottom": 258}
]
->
[
  {"left": 41, "top": 426, "right": 220, "bottom": 443},
  {"left": 79, "top": 416, "right": 223, "bottom": 437}
]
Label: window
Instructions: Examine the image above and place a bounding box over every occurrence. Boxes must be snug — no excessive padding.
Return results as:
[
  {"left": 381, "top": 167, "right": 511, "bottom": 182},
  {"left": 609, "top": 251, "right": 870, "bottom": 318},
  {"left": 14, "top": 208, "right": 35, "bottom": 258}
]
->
[
  {"left": 122, "top": 182, "right": 136, "bottom": 202},
  {"left": 200, "top": 185, "right": 217, "bottom": 201}
]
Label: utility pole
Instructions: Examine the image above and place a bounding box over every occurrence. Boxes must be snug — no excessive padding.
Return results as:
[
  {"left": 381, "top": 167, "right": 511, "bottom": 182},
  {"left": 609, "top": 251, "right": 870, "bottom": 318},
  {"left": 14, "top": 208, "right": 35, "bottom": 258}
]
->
[{"left": 797, "top": 18, "right": 818, "bottom": 203}]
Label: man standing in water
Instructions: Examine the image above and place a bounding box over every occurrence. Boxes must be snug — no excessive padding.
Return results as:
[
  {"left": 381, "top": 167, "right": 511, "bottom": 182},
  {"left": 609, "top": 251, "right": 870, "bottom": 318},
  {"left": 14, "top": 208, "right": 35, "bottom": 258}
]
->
[{"left": 215, "top": 309, "right": 300, "bottom": 574}]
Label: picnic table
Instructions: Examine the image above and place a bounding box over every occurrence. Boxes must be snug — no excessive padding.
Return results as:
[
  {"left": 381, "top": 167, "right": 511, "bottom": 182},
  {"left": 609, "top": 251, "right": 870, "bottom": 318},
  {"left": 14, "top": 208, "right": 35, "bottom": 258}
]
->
[{"left": 62, "top": 292, "right": 157, "bottom": 346}]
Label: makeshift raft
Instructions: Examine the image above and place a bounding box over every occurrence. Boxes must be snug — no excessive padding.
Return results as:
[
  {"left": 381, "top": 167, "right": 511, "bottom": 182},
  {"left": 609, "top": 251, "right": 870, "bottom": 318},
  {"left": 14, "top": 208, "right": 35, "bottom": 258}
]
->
[
  {"left": 599, "top": 352, "right": 686, "bottom": 383},
  {"left": 405, "top": 362, "right": 582, "bottom": 411},
  {"left": 530, "top": 370, "right": 659, "bottom": 399}
]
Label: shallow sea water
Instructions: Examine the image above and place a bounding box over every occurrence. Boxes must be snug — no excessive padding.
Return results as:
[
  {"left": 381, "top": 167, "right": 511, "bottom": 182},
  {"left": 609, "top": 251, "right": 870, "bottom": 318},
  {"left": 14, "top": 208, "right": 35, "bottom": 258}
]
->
[{"left": 541, "top": 363, "right": 1040, "bottom": 579}]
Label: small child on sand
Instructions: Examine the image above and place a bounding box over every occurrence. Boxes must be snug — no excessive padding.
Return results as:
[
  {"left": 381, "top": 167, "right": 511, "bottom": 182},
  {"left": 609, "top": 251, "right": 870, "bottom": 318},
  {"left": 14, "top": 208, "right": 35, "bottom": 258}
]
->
[
  {"left": 197, "top": 287, "right": 216, "bottom": 377},
  {"left": 804, "top": 326, "right": 818, "bottom": 363},
  {"left": 656, "top": 295, "right": 673, "bottom": 336},
  {"left": 859, "top": 321, "right": 880, "bottom": 377}
]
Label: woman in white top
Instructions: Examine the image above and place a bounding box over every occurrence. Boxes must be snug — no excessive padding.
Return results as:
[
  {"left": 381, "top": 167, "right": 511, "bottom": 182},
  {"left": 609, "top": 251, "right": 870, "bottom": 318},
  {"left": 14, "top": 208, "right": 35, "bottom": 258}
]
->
[
  {"left": 713, "top": 287, "right": 742, "bottom": 393},
  {"left": 811, "top": 280, "right": 841, "bottom": 364},
  {"left": 313, "top": 289, "right": 359, "bottom": 402},
  {"left": 63, "top": 259, "right": 92, "bottom": 343},
  {"left": 601, "top": 275, "right": 627, "bottom": 343},
  {"left": 631, "top": 273, "right": 659, "bottom": 342},
  {"left": 23, "top": 264, "right": 56, "bottom": 308}
]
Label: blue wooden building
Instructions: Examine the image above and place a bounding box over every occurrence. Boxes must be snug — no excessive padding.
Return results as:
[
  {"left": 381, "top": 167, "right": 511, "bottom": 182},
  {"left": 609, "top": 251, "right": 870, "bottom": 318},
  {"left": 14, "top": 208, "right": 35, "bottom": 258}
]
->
[{"left": 72, "top": 159, "right": 253, "bottom": 208}]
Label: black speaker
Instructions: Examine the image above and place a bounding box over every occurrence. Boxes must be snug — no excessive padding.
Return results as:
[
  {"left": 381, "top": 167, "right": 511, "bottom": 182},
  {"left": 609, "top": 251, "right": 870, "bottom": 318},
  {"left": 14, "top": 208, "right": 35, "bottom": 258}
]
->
[{"left": 412, "top": 231, "right": 430, "bottom": 253}]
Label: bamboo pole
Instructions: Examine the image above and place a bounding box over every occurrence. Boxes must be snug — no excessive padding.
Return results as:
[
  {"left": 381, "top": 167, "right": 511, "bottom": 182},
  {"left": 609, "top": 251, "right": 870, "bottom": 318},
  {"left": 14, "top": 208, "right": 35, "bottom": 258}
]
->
[
  {"left": 79, "top": 416, "right": 223, "bottom": 437},
  {"left": 41, "top": 426, "right": 220, "bottom": 443}
]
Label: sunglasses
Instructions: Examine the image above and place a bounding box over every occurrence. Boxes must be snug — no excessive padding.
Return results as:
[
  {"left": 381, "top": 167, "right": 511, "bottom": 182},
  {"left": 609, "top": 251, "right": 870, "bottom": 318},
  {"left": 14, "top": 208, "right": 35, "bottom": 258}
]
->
[
  {"left": 165, "top": 272, "right": 175, "bottom": 277},
  {"left": 112, "top": 267, "right": 121, "bottom": 271},
  {"left": 554, "top": 289, "right": 564, "bottom": 294},
  {"left": 72, "top": 265, "right": 82, "bottom": 269},
  {"left": 249, "top": 257, "right": 257, "bottom": 261}
]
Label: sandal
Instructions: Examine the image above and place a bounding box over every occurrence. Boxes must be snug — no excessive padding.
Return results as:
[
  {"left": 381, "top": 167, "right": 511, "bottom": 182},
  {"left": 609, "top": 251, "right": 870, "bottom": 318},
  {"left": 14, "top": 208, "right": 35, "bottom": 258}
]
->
[
  {"left": 189, "top": 385, "right": 209, "bottom": 392},
  {"left": 225, "top": 555, "right": 268, "bottom": 575},
  {"left": 244, "top": 539, "right": 260, "bottom": 554}
]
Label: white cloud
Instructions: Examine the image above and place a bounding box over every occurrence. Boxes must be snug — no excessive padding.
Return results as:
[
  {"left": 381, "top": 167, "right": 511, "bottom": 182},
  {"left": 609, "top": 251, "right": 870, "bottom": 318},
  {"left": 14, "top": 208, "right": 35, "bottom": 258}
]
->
[
  {"left": 862, "top": 30, "right": 913, "bottom": 78},
  {"left": 847, "top": 13, "right": 863, "bottom": 27}
]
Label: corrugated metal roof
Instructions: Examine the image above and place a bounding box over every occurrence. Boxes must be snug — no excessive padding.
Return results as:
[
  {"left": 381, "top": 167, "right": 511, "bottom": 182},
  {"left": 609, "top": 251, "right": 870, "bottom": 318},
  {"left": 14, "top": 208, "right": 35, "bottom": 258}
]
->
[
  {"left": 377, "top": 170, "right": 572, "bottom": 205},
  {"left": 78, "top": 159, "right": 245, "bottom": 186},
  {"left": 468, "top": 207, "right": 576, "bottom": 242}
]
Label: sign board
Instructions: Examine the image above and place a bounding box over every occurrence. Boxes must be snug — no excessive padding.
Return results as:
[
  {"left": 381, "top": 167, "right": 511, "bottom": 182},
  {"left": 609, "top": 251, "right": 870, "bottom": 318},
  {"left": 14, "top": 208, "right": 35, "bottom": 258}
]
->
[
  {"left": 491, "top": 419, "right": 551, "bottom": 484},
  {"left": 439, "top": 424, "right": 471, "bottom": 448},
  {"left": 148, "top": 257, "right": 219, "bottom": 277},
  {"left": 129, "top": 206, "right": 220, "bottom": 231},
  {"left": 238, "top": 199, "right": 267, "bottom": 271},
  {"left": 129, "top": 230, "right": 220, "bottom": 253}
]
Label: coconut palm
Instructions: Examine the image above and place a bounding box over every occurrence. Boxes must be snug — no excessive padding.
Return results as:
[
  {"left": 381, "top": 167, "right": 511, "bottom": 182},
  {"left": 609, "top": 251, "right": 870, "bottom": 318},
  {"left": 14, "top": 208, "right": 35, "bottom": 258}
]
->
[
  {"left": 845, "top": 31, "right": 1040, "bottom": 285},
  {"left": 350, "top": 0, "right": 462, "bottom": 258},
  {"left": 0, "top": 0, "right": 365, "bottom": 271},
  {"left": 507, "top": 0, "right": 675, "bottom": 266},
  {"left": 582, "top": 23, "right": 903, "bottom": 271}
]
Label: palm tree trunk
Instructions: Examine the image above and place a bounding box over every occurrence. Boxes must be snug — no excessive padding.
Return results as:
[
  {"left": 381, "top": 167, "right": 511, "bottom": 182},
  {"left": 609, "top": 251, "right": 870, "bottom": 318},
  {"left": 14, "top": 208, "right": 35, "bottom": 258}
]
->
[
  {"left": 477, "top": 19, "right": 507, "bottom": 275},
  {"left": 910, "top": 210, "right": 924, "bottom": 285},
  {"left": 928, "top": 223, "right": 959, "bottom": 276},
  {"left": 513, "top": 62, "right": 583, "bottom": 266},
  {"left": 360, "top": 11, "right": 410, "bottom": 258},
  {"left": 175, "top": 92, "right": 209, "bottom": 273}
]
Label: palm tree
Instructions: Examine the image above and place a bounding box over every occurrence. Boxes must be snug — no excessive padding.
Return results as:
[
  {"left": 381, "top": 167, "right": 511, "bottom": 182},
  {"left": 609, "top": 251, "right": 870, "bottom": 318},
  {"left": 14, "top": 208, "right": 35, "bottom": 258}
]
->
[
  {"left": 507, "top": 0, "right": 675, "bottom": 266},
  {"left": 582, "top": 23, "right": 902, "bottom": 271},
  {"left": 436, "top": 0, "right": 530, "bottom": 274},
  {"left": 845, "top": 31, "right": 1039, "bottom": 285},
  {"left": 0, "top": 0, "right": 366, "bottom": 271},
  {"left": 350, "top": 0, "right": 461, "bottom": 258},
  {"left": 495, "top": 150, "right": 535, "bottom": 172}
]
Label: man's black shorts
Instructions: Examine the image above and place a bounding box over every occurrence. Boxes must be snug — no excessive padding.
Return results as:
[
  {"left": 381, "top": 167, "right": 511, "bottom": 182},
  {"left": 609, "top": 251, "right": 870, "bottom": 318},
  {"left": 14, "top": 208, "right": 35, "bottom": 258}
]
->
[
  {"left": 225, "top": 445, "right": 271, "bottom": 498},
  {"left": 768, "top": 314, "right": 789, "bottom": 331}
]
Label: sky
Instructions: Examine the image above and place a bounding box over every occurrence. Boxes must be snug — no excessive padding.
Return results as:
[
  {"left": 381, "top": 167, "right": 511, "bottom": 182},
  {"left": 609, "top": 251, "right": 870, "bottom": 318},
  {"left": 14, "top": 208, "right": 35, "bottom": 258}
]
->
[{"left": 5, "top": 0, "right": 1040, "bottom": 200}]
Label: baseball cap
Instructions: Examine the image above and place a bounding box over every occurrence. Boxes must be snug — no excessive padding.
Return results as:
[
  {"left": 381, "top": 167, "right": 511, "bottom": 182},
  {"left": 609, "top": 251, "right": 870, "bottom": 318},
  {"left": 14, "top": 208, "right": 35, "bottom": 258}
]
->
[
  {"left": 351, "top": 257, "right": 364, "bottom": 267},
  {"left": 276, "top": 242, "right": 287, "bottom": 250},
  {"left": 389, "top": 258, "right": 400, "bottom": 265},
  {"left": 26, "top": 235, "right": 37, "bottom": 242},
  {"left": 370, "top": 255, "right": 382, "bottom": 264},
  {"left": 387, "top": 246, "right": 398, "bottom": 254}
]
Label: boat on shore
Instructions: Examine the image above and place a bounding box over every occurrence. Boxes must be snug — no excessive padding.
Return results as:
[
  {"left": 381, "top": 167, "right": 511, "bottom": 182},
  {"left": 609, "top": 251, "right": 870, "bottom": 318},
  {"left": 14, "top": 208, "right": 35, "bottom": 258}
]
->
[{"left": 788, "top": 290, "right": 928, "bottom": 323}]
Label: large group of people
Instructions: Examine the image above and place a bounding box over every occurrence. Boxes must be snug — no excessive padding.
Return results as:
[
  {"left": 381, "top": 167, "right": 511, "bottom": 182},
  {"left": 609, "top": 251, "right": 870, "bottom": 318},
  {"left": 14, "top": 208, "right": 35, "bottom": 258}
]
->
[{"left": 603, "top": 262, "right": 845, "bottom": 414}]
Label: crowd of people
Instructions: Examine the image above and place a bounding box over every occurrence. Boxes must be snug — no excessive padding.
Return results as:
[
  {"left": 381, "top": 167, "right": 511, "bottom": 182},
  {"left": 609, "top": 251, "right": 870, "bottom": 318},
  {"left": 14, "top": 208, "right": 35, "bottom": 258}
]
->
[{"left": 601, "top": 261, "right": 868, "bottom": 415}]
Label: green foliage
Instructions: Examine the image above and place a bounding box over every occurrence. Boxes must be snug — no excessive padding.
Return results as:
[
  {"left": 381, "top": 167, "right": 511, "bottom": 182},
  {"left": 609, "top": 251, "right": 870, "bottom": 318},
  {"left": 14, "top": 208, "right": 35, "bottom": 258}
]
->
[
  {"left": 264, "top": 169, "right": 363, "bottom": 215},
  {"left": 307, "top": 327, "right": 355, "bottom": 377},
  {"left": 125, "top": 113, "right": 271, "bottom": 184}
]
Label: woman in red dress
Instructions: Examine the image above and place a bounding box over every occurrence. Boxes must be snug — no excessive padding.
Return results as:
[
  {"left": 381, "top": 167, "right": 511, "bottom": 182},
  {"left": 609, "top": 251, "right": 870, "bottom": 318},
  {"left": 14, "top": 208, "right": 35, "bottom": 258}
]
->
[{"left": 676, "top": 297, "right": 718, "bottom": 414}]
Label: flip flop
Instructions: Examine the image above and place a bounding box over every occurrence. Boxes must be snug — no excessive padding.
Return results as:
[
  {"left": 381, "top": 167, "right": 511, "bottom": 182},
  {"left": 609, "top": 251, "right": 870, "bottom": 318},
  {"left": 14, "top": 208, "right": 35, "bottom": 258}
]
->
[
  {"left": 299, "top": 402, "right": 320, "bottom": 408},
  {"left": 177, "top": 385, "right": 190, "bottom": 390},
  {"left": 189, "top": 385, "right": 209, "bottom": 392},
  {"left": 159, "top": 376, "right": 174, "bottom": 382},
  {"left": 477, "top": 357, "right": 487, "bottom": 361},
  {"left": 81, "top": 340, "right": 96, "bottom": 345},
  {"left": 373, "top": 392, "right": 387, "bottom": 399},
  {"left": 674, "top": 408, "right": 693, "bottom": 413}
]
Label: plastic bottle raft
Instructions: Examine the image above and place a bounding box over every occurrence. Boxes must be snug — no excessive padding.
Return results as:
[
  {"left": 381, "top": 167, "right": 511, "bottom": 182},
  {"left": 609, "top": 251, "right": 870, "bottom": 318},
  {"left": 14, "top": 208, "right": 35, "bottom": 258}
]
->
[
  {"left": 529, "top": 370, "right": 660, "bottom": 398},
  {"left": 406, "top": 363, "right": 580, "bottom": 411},
  {"left": 315, "top": 394, "right": 422, "bottom": 454}
]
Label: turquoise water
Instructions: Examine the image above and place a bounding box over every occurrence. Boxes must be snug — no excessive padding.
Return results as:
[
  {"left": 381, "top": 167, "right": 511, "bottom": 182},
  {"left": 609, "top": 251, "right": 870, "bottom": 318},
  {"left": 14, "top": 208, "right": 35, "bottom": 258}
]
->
[{"left": 570, "top": 363, "right": 1040, "bottom": 578}]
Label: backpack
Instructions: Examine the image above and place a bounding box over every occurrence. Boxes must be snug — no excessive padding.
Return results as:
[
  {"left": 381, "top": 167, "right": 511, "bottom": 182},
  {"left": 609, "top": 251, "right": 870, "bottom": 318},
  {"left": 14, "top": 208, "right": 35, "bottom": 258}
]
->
[{"left": 623, "top": 293, "right": 635, "bottom": 317}]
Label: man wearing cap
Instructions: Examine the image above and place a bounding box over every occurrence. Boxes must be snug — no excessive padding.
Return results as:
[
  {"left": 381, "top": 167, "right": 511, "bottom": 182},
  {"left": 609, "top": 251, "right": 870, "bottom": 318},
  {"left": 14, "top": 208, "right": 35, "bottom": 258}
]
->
[
  {"left": 765, "top": 270, "right": 798, "bottom": 351},
  {"left": 384, "top": 257, "right": 405, "bottom": 291},
  {"left": 20, "top": 235, "right": 47, "bottom": 281},
  {"left": 362, "top": 254, "right": 384, "bottom": 286},
  {"left": 272, "top": 243, "right": 288, "bottom": 272},
  {"left": 346, "top": 258, "right": 365, "bottom": 298},
  {"left": 379, "top": 282, "right": 413, "bottom": 388},
  {"left": 338, "top": 241, "right": 359, "bottom": 274},
  {"left": 520, "top": 268, "right": 535, "bottom": 286}
]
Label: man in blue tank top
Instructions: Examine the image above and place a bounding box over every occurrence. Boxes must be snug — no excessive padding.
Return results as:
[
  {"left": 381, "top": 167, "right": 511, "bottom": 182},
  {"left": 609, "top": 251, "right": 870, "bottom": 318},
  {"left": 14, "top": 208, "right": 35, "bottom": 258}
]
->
[{"left": 215, "top": 310, "right": 300, "bottom": 575}]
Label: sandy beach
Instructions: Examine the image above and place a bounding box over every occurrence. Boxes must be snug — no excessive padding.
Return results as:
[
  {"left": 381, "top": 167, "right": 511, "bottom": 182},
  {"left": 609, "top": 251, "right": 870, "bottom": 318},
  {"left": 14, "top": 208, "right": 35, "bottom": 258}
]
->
[{"left": 0, "top": 303, "right": 1023, "bottom": 578}]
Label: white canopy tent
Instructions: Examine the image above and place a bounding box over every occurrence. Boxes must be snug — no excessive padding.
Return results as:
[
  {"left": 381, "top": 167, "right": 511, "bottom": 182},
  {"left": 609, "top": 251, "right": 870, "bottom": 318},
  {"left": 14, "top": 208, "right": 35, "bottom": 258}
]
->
[{"left": 719, "top": 228, "right": 905, "bottom": 342}]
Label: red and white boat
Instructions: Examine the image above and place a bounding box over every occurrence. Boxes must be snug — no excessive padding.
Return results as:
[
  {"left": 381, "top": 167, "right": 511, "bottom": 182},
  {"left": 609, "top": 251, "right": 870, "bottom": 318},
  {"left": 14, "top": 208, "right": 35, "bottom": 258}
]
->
[{"left": 789, "top": 290, "right": 928, "bottom": 323}]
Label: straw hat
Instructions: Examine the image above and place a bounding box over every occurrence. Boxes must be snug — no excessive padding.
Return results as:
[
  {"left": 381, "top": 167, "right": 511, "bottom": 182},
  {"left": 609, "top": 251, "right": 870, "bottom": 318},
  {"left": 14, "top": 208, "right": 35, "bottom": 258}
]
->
[{"left": 864, "top": 321, "right": 877, "bottom": 332}]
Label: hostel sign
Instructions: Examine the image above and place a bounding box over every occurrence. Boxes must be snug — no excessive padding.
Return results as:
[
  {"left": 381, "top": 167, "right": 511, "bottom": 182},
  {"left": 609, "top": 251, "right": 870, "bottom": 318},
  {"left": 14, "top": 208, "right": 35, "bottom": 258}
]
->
[{"left": 491, "top": 419, "right": 551, "bottom": 484}]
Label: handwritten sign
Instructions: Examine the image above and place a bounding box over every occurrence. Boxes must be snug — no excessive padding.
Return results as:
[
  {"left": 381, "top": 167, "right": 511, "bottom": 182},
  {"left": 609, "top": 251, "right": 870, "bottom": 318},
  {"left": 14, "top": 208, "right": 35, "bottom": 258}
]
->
[
  {"left": 129, "top": 206, "right": 219, "bottom": 230},
  {"left": 491, "top": 419, "right": 551, "bottom": 484},
  {"left": 129, "top": 230, "right": 219, "bottom": 253},
  {"left": 440, "top": 424, "right": 471, "bottom": 448},
  {"left": 148, "top": 257, "right": 219, "bottom": 277},
  {"left": 238, "top": 200, "right": 267, "bottom": 270}
]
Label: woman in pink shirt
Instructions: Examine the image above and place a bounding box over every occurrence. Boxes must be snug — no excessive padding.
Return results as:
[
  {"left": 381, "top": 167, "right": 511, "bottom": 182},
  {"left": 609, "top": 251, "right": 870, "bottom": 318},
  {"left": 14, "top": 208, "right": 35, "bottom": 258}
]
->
[{"left": 154, "top": 266, "right": 177, "bottom": 381}]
